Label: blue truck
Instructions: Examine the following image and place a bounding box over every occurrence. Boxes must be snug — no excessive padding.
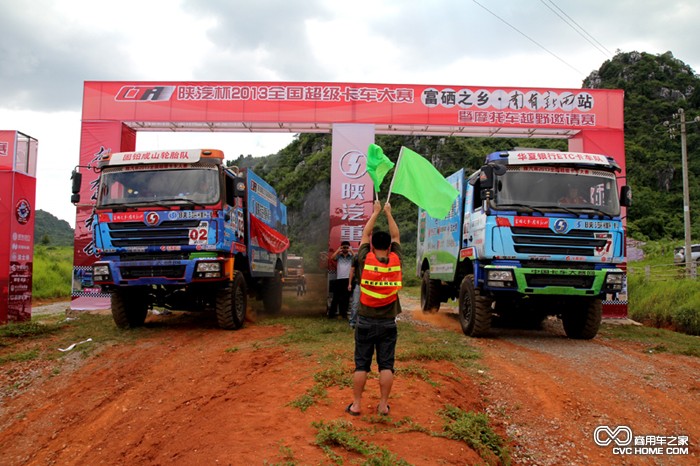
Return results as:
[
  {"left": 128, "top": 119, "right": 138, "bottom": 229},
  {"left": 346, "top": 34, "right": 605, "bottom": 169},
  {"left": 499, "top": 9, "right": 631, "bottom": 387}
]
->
[
  {"left": 71, "top": 148, "right": 288, "bottom": 329},
  {"left": 417, "top": 149, "right": 631, "bottom": 339}
]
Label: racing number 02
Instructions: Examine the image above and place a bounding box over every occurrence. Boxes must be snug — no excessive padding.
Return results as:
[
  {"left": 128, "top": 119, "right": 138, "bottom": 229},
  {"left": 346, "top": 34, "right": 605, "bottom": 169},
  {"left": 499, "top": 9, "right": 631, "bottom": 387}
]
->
[{"left": 189, "top": 222, "right": 209, "bottom": 245}]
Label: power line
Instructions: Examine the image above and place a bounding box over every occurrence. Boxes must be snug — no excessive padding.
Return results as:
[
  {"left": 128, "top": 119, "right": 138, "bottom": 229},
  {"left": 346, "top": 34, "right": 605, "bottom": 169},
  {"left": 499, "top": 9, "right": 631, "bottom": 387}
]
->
[
  {"left": 472, "top": 0, "right": 584, "bottom": 76},
  {"left": 540, "top": 0, "right": 613, "bottom": 58}
]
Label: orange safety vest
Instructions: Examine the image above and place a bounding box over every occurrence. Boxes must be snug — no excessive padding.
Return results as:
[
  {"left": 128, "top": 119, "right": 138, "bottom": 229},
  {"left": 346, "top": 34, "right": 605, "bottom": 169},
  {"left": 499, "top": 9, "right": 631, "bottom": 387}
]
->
[{"left": 360, "top": 252, "right": 402, "bottom": 307}]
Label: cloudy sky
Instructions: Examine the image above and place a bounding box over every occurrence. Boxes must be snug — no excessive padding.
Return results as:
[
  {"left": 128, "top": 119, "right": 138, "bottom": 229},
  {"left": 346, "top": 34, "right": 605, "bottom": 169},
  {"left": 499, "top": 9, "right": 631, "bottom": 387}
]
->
[{"left": 0, "top": 0, "right": 698, "bottom": 227}]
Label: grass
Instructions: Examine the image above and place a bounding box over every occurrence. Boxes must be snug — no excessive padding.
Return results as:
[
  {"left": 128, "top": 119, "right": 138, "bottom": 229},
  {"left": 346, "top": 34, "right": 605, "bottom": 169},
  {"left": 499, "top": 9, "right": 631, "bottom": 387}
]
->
[
  {"left": 439, "top": 405, "right": 511, "bottom": 466},
  {"left": 311, "top": 406, "right": 510, "bottom": 466},
  {"left": 0, "top": 312, "right": 149, "bottom": 367},
  {"left": 599, "top": 323, "right": 700, "bottom": 357},
  {"left": 32, "top": 245, "right": 73, "bottom": 301},
  {"left": 313, "top": 419, "right": 412, "bottom": 465},
  {"left": 627, "top": 240, "right": 700, "bottom": 335}
]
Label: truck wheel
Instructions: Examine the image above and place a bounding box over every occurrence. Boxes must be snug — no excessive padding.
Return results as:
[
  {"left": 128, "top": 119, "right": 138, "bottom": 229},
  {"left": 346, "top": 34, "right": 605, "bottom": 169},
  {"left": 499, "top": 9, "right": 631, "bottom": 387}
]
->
[
  {"left": 562, "top": 298, "right": 602, "bottom": 339},
  {"left": 216, "top": 272, "right": 247, "bottom": 330},
  {"left": 458, "top": 274, "right": 492, "bottom": 337},
  {"left": 420, "top": 270, "right": 441, "bottom": 313},
  {"left": 262, "top": 269, "right": 283, "bottom": 314},
  {"left": 111, "top": 287, "right": 149, "bottom": 329}
]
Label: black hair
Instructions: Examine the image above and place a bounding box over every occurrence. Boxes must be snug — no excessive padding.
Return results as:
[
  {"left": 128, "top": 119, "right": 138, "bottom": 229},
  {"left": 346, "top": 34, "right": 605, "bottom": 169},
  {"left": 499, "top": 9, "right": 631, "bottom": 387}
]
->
[
  {"left": 341, "top": 240, "right": 351, "bottom": 247},
  {"left": 371, "top": 231, "right": 391, "bottom": 251}
]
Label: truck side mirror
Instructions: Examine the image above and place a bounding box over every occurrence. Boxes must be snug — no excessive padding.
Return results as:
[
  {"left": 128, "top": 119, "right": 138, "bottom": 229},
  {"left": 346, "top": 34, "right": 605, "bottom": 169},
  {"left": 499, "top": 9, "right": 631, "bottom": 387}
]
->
[
  {"left": 234, "top": 177, "right": 246, "bottom": 197},
  {"left": 479, "top": 166, "right": 494, "bottom": 190},
  {"left": 71, "top": 170, "right": 82, "bottom": 204},
  {"left": 620, "top": 186, "right": 632, "bottom": 207}
]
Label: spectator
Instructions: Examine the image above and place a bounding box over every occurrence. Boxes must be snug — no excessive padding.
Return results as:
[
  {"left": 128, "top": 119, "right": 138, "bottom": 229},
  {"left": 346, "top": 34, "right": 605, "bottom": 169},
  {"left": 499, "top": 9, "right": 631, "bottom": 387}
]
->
[
  {"left": 328, "top": 241, "right": 354, "bottom": 319},
  {"left": 348, "top": 254, "right": 360, "bottom": 328}
]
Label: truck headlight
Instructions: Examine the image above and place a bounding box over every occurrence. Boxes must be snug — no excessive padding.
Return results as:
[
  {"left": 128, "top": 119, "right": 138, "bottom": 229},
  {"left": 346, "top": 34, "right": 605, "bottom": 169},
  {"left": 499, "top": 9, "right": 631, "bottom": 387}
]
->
[
  {"left": 194, "top": 261, "right": 222, "bottom": 279},
  {"left": 92, "top": 263, "right": 112, "bottom": 283},
  {"left": 486, "top": 269, "right": 515, "bottom": 288},
  {"left": 604, "top": 272, "right": 623, "bottom": 291},
  {"left": 93, "top": 265, "right": 110, "bottom": 276},
  {"left": 196, "top": 262, "right": 221, "bottom": 273}
]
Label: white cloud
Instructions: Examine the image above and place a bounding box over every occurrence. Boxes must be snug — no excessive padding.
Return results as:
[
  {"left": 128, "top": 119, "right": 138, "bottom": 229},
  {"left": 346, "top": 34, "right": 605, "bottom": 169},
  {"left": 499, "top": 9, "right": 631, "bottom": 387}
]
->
[{"left": 0, "top": 0, "right": 698, "bottom": 227}]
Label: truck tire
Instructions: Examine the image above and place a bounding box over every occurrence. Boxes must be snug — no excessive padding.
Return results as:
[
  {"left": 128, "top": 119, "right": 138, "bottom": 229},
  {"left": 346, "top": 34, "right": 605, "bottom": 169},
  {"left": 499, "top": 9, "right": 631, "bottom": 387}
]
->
[
  {"left": 111, "top": 287, "right": 149, "bottom": 329},
  {"left": 458, "top": 274, "right": 492, "bottom": 337},
  {"left": 562, "top": 298, "right": 602, "bottom": 339},
  {"left": 420, "top": 270, "right": 441, "bottom": 313},
  {"left": 216, "top": 272, "right": 247, "bottom": 330},
  {"left": 263, "top": 269, "right": 283, "bottom": 314}
]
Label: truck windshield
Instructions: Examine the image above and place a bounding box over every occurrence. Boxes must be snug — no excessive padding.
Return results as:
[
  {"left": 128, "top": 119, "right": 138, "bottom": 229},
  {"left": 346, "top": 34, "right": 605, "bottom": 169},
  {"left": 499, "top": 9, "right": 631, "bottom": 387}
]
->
[
  {"left": 288, "top": 258, "right": 303, "bottom": 268},
  {"left": 97, "top": 167, "right": 220, "bottom": 207},
  {"left": 493, "top": 166, "right": 621, "bottom": 216}
]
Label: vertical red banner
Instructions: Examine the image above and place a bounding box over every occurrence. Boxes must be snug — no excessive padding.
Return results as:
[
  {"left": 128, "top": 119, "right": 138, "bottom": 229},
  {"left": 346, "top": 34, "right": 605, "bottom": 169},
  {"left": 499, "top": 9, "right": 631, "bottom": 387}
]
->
[
  {"left": 71, "top": 122, "right": 135, "bottom": 310},
  {"left": 0, "top": 130, "right": 37, "bottom": 324},
  {"left": 328, "top": 124, "right": 375, "bottom": 253}
]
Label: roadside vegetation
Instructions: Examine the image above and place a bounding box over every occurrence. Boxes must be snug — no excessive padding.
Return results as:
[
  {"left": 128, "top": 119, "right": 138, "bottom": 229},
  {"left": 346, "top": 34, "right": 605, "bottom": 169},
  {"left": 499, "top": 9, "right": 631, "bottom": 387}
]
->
[
  {"left": 627, "top": 240, "right": 700, "bottom": 335},
  {"left": 32, "top": 245, "right": 73, "bottom": 301}
]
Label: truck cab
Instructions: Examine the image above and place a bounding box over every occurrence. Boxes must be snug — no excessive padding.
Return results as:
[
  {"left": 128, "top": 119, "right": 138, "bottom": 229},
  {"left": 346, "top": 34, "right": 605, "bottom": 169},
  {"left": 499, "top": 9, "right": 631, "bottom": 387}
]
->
[
  {"left": 72, "top": 148, "right": 288, "bottom": 329},
  {"left": 417, "top": 149, "right": 631, "bottom": 339}
]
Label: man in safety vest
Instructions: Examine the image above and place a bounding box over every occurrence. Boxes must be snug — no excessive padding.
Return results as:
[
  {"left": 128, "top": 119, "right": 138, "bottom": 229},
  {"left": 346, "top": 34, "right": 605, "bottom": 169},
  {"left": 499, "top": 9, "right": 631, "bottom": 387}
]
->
[{"left": 345, "top": 200, "right": 401, "bottom": 417}]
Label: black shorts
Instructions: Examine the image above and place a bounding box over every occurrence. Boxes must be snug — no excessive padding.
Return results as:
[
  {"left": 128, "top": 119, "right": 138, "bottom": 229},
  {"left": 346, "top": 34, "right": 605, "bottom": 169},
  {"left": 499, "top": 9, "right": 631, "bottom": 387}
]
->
[{"left": 354, "top": 316, "right": 398, "bottom": 372}]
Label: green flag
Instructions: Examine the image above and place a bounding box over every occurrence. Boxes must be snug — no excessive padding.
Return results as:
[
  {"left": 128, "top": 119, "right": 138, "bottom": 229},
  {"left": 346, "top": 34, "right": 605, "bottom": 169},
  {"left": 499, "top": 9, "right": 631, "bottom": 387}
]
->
[
  {"left": 389, "top": 147, "right": 459, "bottom": 219},
  {"left": 366, "top": 144, "right": 395, "bottom": 192}
]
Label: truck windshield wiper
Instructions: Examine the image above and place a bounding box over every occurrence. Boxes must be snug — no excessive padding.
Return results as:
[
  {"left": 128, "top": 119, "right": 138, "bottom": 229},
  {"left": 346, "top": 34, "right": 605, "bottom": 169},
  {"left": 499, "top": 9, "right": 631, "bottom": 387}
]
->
[
  {"left": 535, "top": 205, "right": 580, "bottom": 216},
  {"left": 155, "top": 198, "right": 207, "bottom": 208},
  {"left": 578, "top": 207, "right": 612, "bottom": 218},
  {"left": 495, "top": 203, "right": 546, "bottom": 215}
]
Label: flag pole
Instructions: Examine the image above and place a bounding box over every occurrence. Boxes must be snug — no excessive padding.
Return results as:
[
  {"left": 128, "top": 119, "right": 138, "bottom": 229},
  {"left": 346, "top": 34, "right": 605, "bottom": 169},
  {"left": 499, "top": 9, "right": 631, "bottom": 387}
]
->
[{"left": 386, "top": 146, "right": 404, "bottom": 203}]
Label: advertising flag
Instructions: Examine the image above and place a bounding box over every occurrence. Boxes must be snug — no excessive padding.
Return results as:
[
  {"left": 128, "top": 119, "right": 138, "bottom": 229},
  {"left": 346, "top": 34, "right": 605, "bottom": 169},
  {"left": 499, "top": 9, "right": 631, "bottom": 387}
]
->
[
  {"left": 366, "top": 143, "right": 395, "bottom": 192},
  {"left": 389, "top": 147, "right": 459, "bottom": 219},
  {"left": 249, "top": 214, "right": 290, "bottom": 253}
]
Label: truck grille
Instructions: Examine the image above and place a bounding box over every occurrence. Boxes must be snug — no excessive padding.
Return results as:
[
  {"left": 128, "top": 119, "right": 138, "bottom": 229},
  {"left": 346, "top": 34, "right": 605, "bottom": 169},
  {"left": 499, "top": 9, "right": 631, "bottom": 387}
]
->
[
  {"left": 511, "top": 227, "right": 607, "bottom": 257},
  {"left": 108, "top": 220, "right": 201, "bottom": 248},
  {"left": 523, "top": 274, "right": 595, "bottom": 288},
  {"left": 120, "top": 265, "right": 187, "bottom": 279}
]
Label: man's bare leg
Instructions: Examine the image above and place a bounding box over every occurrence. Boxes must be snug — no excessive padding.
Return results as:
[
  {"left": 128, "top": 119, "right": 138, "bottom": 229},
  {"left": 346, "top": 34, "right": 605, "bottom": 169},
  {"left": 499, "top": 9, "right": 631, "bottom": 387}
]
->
[{"left": 377, "top": 369, "right": 393, "bottom": 414}]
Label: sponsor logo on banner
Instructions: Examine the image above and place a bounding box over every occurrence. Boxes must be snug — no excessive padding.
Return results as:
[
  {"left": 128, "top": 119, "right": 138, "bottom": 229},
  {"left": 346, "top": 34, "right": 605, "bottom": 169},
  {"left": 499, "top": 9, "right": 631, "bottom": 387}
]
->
[
  {"left": 114, "top": 86, "right": 176, "bottom": 101},
  {"left": 15, "top": 199, "right": 31, "bottom": 225},
  {"left": 513, "top": 217, "right": 549, "bottom": 228},
  {"left": 339, "top": 150, "right": 366, "bottom": 179}
]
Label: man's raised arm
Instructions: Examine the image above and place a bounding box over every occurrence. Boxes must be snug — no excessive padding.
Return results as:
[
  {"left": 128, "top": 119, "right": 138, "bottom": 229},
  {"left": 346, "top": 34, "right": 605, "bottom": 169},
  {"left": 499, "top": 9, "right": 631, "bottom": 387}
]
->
[
  {"left": 361, "top": 200, "right": 382, "bottom": 246},
  {"left": 384, "top": 202, "right": 400, "bottom": 245}
]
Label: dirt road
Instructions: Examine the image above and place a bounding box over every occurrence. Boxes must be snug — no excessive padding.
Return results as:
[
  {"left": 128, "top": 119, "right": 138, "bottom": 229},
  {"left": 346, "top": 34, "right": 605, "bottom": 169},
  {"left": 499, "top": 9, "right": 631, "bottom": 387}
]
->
[{"left": 0, "top": 289, "right": 698, "bottom": 465}]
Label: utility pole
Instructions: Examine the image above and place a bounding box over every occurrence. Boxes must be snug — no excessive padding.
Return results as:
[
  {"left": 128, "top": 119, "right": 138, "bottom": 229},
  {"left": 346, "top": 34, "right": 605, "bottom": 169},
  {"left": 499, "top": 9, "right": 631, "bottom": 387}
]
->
[{"left": 671, "top": 109, "right": 695, "bottom": 276}]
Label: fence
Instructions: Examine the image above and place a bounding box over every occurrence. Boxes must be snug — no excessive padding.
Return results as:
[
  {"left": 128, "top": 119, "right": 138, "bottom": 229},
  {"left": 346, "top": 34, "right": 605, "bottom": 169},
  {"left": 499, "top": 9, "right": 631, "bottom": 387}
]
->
[{"left": 627, "top": 261, "right": 698, "bottom": 282}]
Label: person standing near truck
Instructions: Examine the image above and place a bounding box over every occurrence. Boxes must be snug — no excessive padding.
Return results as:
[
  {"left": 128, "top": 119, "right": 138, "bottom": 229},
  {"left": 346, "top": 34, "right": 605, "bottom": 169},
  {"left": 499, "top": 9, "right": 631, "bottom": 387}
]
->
[
  {"left": 329, "top": 241, "right": 354, "bottom": 319},
  {"left": 345, "top": 200, "right": 401, "bottom": 417},
  {"left": 347, "top": 253, "right": 360, "bottom": 328}
]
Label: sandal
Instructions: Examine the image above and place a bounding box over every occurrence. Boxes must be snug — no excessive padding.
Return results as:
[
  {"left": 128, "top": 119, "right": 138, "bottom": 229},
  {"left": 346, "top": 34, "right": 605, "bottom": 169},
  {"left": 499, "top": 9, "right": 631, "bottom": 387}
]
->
[{"left": 345, "top": 403, "right": 360, "bottom": 417}]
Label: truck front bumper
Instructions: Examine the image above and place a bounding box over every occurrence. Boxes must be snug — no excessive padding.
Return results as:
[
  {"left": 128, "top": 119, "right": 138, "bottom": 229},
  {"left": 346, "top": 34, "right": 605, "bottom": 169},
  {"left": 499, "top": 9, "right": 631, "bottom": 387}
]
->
[{"left": 483, "top": 265, "right": 624, "bottom": 296}]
